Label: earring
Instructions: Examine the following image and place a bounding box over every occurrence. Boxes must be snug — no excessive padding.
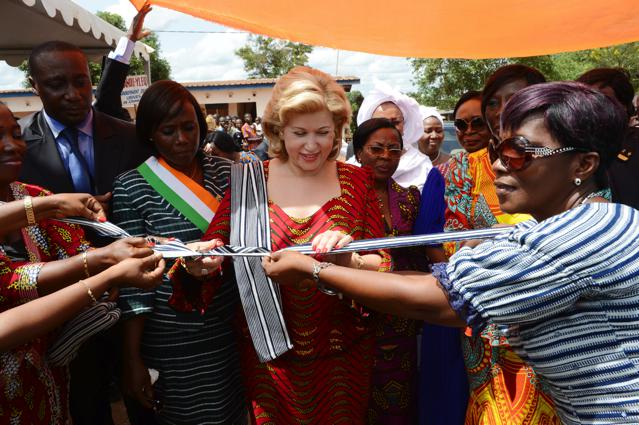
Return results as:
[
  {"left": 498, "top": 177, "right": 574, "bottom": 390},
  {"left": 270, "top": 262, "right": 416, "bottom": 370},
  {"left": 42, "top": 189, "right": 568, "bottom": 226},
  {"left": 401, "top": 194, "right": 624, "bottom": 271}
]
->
[{"left": 574, "top": 177, "right": 582, "bottom": 186}]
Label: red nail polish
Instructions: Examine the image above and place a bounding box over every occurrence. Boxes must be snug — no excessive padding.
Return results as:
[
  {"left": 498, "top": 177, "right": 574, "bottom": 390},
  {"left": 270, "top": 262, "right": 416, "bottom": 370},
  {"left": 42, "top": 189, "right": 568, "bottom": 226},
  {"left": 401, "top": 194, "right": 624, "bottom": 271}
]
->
[{"left": 98, "top": 217, "right": 106, "bottom": 222}]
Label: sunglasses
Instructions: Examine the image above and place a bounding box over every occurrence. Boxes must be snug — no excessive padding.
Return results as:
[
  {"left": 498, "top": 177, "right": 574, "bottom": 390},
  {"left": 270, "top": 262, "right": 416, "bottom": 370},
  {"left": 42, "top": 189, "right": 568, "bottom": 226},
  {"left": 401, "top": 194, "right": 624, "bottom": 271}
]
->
[
  {"left": 454, "top": 117, "right": 485, "bottom": 133},
  {"left": 365, "top": 145, "right": 403, "bottom": 158},
  {"left": 490, "top": 136, "right": 584, "bottom": 171}
]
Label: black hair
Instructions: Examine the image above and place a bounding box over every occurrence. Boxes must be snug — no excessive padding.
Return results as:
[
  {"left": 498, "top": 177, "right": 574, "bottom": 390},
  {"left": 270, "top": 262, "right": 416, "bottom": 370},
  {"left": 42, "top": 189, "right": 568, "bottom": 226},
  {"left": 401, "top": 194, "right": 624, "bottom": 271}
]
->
[
  {"left": 453, "top": 90, "right": 482, "bottom": 118},
  {"left": 205, "top": 130, "right": 242, "bottom": 153},
  {"left": 577, "top": 68, "right": 635, "bottom": 117},
  {"left": 28, "top": 41, "right": 85, "bottom": 79},
  {"left": 481, "top": 64, "right": 546, "bottom": 119},
  {"left": 352, "top": 118, "right": 403, "bottom": 154},
  {"left": 136, "top": 80, "right": 208, "bottom": 150},
  {"left": 501, "top": 81, "right": 627, "bottom": 189}
]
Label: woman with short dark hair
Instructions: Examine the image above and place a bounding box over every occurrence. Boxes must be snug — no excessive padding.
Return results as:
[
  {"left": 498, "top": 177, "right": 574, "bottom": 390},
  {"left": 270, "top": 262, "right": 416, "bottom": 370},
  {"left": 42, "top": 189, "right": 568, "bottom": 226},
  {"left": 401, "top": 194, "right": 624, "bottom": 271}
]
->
[
  {"left": 264, "top": 81, "right": 639, "bottom": 425},
  {"left": 112, "top": 80, "right": 246, "bottom": 424},
  {"left": 482, "top": 64, "right": 547, "bottom": 136}
]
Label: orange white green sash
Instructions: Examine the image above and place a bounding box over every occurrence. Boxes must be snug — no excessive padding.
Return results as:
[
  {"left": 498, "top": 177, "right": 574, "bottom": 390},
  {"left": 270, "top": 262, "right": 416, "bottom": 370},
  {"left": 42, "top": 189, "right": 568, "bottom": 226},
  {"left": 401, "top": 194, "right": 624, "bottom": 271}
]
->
[{"left": 137, "top": 156, "right": 219, "bottom": 232}]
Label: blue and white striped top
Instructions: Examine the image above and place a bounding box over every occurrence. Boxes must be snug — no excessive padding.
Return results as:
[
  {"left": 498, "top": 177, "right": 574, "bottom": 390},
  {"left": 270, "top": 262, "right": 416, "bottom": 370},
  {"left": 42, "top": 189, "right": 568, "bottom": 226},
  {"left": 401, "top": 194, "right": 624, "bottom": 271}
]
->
[{"left": 436, "top": 202, "right": 639, "bottom": 424}]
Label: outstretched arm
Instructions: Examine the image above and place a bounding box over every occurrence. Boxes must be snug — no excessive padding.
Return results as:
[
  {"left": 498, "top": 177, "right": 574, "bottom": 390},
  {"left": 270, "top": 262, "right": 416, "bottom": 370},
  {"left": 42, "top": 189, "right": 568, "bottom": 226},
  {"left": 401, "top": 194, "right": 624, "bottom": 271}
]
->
[
  {"left": 0, "top": 254, "right": 163, "bottom": 351},
  {"left": 0, "top": 193, "right": 105, "bottom": 235},
  {"left": 94, "top": 2, "right": 152, "bottom": 119},
  {"left": 262, "top": 251, "right": 465, "bottom": 327}
]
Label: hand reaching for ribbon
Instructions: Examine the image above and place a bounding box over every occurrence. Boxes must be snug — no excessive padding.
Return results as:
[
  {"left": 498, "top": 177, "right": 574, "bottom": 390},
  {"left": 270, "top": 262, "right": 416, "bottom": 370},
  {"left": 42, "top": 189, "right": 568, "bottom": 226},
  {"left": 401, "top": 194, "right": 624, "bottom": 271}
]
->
[{"left": 182, "top": 239, "right": 225, "bottom": 278}]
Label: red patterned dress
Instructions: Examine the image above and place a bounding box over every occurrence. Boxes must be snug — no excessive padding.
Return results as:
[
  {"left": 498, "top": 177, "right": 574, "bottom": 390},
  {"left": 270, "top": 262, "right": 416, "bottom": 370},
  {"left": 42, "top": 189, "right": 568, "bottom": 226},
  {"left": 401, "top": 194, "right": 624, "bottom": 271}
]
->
[
  {"left": 202, "top": 161, "right": 390, "bottom": 424},
  {"left": 0, "top": 183, "right": 91, "bottom": 425}
]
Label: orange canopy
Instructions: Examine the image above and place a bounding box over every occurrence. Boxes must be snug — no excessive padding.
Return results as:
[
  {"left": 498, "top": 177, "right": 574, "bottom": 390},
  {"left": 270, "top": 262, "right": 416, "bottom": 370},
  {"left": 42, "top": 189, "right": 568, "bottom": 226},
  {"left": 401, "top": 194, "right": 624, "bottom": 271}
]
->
[{"left": 131, "top": 0, "right": 639, "bottom": 58}]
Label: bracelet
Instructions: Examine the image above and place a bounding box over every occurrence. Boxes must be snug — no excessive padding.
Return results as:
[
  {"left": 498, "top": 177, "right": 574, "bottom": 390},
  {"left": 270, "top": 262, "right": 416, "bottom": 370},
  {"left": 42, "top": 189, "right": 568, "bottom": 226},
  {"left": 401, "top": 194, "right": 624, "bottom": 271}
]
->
[
  {"left": 312, "top": 261, "right": 339, "bottom": 296},
  {"left": 24, "top": 196, "right": 36, "bottom": 226},
  {"left": 82, "top": 251, "right": 91, "bottom": 278},
  {"left": 79, "top": 280, "right": 97, "bottom": 304}
]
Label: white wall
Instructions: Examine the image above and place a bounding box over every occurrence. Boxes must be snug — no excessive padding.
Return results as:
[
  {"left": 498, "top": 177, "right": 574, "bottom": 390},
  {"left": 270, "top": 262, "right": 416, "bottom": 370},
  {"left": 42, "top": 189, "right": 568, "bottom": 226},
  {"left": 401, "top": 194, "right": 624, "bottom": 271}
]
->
[{"left": 1, "top": 85, "right": 275, "bottom": 119}]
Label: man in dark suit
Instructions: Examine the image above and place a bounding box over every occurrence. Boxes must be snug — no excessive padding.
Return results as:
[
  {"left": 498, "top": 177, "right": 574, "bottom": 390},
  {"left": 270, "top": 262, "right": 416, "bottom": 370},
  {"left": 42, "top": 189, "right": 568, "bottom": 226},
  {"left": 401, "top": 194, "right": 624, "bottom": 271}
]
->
[
  {"left": 19, "top": 41, "right": 150, "bottom": 206},
  {"left": 18, "top": 40, "right": 151, "bottom": 425}
]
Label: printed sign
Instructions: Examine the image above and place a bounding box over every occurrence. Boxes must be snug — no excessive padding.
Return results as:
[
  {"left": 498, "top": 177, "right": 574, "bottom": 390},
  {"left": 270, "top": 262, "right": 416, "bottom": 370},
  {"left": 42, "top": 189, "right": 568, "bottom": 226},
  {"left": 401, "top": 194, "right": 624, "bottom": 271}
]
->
[{"left": 121, "top": 75, "right": 149, "bottom": 107}]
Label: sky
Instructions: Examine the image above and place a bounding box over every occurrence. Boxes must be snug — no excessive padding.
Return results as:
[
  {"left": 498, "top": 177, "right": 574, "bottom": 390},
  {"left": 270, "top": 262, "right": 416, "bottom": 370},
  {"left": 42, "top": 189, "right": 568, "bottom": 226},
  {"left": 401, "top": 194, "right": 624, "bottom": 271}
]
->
[{"left": 0, "top": 0, "right": 417, "bottom": 96}]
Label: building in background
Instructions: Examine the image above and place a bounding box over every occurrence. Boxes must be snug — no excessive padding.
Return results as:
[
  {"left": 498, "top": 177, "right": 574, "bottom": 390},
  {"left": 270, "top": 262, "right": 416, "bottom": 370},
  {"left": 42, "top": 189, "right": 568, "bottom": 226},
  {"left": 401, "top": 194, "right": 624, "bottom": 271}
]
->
[{"left": 1, "top": 76, "right": 360, "bottom": 119}]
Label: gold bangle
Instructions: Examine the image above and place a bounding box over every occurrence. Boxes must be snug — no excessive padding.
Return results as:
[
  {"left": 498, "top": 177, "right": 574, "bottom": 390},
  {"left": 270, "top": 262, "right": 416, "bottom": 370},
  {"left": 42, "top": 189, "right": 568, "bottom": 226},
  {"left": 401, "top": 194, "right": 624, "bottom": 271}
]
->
[
  {"left": 24, "top": 196, "right": 36, "bottom": 226},
  {"left": 79, "top": 280, "right": 97, "bottom": 304},
  {"left": 82, "top": 251, "right": 91, "bottom": 278}
]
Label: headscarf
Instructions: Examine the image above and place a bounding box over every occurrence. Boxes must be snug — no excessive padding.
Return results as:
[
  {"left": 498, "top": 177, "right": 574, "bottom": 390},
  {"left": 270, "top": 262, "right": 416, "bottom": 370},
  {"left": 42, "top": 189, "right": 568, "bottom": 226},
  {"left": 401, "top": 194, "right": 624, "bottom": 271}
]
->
[
  {"left": 419, "top": 105, "right": 444, "bottom": 127},
  {"left": 356, "top": 81, "right": 424, "bottom": 148},
  {"left": 350, "top": 82, "right": 432, "bottom": 190}
]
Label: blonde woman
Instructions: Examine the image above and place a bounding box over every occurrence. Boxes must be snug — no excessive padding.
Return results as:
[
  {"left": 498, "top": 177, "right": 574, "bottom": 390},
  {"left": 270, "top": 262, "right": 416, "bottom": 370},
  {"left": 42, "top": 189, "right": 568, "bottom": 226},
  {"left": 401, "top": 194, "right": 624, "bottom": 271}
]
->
[{"left": 173, "top": 67, "right": 390, "bottom": 424}]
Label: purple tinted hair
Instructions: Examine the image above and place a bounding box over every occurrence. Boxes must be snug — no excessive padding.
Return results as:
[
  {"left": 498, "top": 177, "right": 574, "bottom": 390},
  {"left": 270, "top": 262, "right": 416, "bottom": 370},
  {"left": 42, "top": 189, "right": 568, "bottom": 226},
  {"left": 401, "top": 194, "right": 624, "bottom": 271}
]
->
[{"left": 501, "top": 81, "right": 627, "bottom": 188}]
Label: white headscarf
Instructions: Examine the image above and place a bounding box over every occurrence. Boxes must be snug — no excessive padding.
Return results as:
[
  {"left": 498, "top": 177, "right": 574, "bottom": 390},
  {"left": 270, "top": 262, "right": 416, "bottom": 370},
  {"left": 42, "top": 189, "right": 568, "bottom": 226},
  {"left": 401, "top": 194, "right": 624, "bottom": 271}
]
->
[
  {"left": 419, "top": 105, "right": 444, "bottom": 126},
  {"left": 349, "top": 81, "right": 432, "bottom": 190}
]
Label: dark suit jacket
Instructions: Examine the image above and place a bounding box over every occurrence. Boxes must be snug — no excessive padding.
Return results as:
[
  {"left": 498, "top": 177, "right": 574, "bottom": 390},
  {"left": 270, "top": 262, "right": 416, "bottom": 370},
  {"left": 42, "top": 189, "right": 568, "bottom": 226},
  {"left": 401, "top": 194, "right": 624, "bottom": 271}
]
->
[
  {"left": 94, "top": 57, "right": 130, "bottom": 121},
  {"left": 18, "top": 108, "right": 151, "bottom": 195}
]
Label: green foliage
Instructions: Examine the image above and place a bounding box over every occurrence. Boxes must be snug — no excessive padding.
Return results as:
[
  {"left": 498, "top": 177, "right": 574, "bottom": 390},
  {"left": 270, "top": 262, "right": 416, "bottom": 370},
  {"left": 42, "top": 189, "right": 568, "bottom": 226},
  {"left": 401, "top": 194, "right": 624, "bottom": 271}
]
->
[
  {"left": 19, "top": 11, "right": 170, "bottom": 87},
  {"left": 96, "top": 11, "right": 171, "bottom": 82},
  {"left": 96, "top": 11, "right": 126, "bottom": 31},
  {"left": 346, "top": 90, "right": 364, "bottom": 133},
  {"left": 410, "top": 42, "right": 639, "bottom": 110},
  {"left": 235, "top": 35, "right": 313, "bottom": 78}
]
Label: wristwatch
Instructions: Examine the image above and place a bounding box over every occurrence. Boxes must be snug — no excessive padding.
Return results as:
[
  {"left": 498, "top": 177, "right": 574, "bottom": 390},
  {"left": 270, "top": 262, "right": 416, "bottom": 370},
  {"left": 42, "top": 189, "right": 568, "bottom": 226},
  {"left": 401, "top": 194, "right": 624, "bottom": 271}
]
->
[{"left": 312, "top": 261, "right": 338, "bottom": 296}]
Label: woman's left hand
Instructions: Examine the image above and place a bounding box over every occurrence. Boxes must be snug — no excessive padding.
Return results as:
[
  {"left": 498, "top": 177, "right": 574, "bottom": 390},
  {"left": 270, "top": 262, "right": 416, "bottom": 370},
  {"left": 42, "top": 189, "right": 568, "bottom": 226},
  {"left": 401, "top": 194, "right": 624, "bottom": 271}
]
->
[
  {"left": 183, "top": 239, "right": 225, "bottom": 278},
  {"left": 262, "top": 251, "right": 315, "bottom": 287},
  {"left": 311, "top": 230, "right": 353, "bottom": 267}
]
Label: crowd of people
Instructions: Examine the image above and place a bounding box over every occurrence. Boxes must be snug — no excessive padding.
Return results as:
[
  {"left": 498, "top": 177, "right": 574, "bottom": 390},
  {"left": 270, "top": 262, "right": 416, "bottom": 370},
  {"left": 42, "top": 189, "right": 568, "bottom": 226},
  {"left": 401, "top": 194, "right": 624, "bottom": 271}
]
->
[{"left": 2, "top": 5, "right": 639, "bottom": 425}]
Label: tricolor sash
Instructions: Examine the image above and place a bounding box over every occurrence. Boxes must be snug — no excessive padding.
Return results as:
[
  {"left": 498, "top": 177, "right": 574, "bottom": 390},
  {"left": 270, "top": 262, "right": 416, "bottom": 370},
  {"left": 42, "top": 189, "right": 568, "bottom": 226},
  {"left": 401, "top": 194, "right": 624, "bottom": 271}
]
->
[{"left": 137, "top": 157, "right": 219, "bottom": 232}]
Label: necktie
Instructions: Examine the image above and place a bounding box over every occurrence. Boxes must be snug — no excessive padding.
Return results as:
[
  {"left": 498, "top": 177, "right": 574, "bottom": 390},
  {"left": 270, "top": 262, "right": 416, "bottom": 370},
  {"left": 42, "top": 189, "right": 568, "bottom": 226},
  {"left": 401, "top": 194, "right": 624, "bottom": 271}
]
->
[{"left": 62, "top": 127, "right": 94, "bottom": 194}]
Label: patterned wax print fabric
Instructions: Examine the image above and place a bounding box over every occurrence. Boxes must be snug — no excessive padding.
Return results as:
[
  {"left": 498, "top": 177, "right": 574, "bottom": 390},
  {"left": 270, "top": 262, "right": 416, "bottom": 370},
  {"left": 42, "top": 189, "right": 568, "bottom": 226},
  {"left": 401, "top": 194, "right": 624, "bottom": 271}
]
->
[
  {"left": 196, "top": 161, "right": 391, "bottom": 424},
  {"left": 440, "top": 148, "right": 559, "bottom": 425},
  {"left": 412, "top": 168, "right": 469, "bottom": 425},
  {"left": 438, "top": 202, "right": 639, "bottom": 425},
  {"left": 367, "top": 179, "right": 423, "bottom": 424},
  {"left": 0, "top": 182, "right": 91, "bottom": 425},
  {"left": 239, "top": 150, "right": 261, "bottom": 164},
  {"left": 112, "top": 155, "right": 247, "bottom": 425}
]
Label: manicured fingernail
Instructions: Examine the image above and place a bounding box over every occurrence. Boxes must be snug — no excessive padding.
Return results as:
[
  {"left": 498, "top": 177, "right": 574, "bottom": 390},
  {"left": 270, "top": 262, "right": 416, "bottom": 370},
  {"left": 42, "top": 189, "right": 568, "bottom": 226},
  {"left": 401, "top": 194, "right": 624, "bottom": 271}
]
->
[{"left": 98, "top": 217, "right": 106, "bottom": 222}]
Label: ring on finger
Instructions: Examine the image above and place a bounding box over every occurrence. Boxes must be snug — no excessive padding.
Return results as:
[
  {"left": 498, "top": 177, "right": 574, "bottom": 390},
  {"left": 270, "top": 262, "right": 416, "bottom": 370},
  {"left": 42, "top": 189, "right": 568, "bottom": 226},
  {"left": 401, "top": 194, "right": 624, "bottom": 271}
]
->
[{"left": 201, "top": 268, "right": 208, "bottom": 276}]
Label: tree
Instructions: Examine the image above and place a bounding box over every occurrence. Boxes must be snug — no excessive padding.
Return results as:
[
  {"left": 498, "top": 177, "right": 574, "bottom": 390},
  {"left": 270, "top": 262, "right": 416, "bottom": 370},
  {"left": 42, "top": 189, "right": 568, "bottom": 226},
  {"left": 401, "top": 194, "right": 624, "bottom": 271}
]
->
[
  {"left": 19, "top": 11, "right": 170, "bottom": 87},
  {"left": 235, "top": 35, "right": 313, "bottom": 78},
  {"left": 96, "top": 11, "right": 170, "bottom": 82},
  {"left": 409, "top": 56, "right": 561, "bottom": 110},
  {"left": 410, "top": 42, "right": 639, "bottom": 110},
  {"left": 346, "top": 90, "right": 364, "bottom": 133}
]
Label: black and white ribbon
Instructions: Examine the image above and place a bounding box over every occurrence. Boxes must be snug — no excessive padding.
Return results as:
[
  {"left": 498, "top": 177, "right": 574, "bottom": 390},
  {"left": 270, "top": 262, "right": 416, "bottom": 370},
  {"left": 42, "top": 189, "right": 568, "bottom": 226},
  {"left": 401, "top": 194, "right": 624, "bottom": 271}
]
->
[
  {"left": 229, "top": 162, "right": 292, "bottom": 362},
  {"left": 54, "top": 216, "right": 513, "bottom": 258}
]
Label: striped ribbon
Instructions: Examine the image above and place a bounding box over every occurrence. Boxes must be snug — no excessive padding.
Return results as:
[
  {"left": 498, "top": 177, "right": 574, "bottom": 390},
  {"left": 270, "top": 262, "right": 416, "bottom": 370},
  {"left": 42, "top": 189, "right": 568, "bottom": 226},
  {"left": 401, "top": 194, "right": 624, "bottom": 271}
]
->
[
  {"left": 229, "top": 161, "right": 292, "bottom": 362},
  {"left": 54, "top": 217, "right": 513, "bottom": 258}
]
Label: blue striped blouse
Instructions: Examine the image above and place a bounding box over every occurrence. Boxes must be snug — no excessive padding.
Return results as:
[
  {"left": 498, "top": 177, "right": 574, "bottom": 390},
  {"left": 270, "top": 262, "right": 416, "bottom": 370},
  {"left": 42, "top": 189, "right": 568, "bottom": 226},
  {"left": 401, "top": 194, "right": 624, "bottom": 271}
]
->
[{"left": 436, "top": 202, "right": 639, "bottom": 424}]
